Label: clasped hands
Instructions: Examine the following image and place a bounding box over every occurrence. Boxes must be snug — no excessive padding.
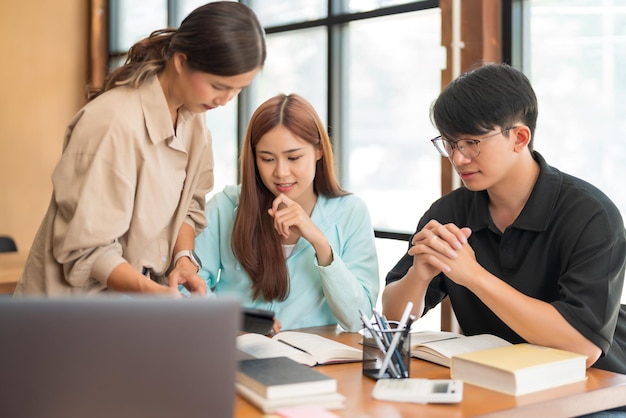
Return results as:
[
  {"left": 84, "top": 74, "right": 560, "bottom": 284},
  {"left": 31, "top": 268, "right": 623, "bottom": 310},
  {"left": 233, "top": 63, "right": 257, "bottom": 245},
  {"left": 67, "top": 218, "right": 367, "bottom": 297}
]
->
[{"left": 409, "top": 220, "right": 478, "bottom": 286}]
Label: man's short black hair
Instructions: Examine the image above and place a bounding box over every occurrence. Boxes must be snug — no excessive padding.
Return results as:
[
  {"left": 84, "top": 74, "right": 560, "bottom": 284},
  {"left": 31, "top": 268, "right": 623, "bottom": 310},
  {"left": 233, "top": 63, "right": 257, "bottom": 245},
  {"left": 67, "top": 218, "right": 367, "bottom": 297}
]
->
[{"left": 430, "top": 63, "right": 538, "bottom": 150}]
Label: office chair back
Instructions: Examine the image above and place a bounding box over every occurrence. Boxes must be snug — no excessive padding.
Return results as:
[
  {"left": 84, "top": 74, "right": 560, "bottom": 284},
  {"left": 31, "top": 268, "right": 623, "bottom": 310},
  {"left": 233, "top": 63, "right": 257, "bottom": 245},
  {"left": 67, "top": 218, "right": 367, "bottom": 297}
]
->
[{"left": 0, "top": 236, "right": 17, "bottom": 253}]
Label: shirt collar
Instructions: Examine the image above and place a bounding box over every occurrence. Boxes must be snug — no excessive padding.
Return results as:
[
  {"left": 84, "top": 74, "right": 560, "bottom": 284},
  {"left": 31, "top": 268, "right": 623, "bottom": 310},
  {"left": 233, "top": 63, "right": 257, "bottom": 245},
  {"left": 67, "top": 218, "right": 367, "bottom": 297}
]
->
[
  {"left": 514, "top": 151, "right": 561, "bottom": 232},
  {"left": 139, "top": 75, "right": 195, "bottom": 144},
  {"left": 467, "top": 151, "right": 561, "bottom": 233}
]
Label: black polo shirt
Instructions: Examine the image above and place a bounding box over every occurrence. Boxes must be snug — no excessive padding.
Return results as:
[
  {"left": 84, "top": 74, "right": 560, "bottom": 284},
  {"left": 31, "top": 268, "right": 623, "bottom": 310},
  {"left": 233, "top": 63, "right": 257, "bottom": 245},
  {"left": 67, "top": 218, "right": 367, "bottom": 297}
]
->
[{"left": 386, "top": 152, "right": 626, "bottom": 374}]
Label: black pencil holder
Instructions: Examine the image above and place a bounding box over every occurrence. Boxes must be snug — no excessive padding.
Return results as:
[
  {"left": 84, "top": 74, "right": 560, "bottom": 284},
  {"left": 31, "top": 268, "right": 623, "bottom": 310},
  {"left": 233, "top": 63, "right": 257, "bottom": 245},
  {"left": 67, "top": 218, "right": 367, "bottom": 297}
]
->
[{"left": 362, "top": 324, "right": 410, "bottom": 380}]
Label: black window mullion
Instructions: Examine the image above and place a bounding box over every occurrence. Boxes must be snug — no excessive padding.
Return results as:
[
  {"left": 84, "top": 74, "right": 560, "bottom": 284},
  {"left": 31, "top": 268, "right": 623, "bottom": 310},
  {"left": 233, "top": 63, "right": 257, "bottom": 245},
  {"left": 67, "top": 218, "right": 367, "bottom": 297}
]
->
[
  {"left": 264, "top": 1, "right": 438, "bottom": 35},
  {"left": 167, "top": 0, "right": 177, "bottom": 27}
]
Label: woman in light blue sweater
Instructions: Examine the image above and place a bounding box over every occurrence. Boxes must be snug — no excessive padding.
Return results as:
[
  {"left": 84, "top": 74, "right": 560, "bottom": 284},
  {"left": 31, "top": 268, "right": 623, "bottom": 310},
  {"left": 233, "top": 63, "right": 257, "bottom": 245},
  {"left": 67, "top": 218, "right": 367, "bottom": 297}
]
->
[{"left": 195, "top": 94, "right": 379, "bottom": 331}]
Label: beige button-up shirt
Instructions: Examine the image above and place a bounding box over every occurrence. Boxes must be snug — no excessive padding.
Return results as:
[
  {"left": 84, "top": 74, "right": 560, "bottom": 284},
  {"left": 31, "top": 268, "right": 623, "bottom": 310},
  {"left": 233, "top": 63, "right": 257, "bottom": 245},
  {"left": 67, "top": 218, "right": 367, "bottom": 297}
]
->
[{"left": 15, "top": 75, "right": 214, "bottom": 295}]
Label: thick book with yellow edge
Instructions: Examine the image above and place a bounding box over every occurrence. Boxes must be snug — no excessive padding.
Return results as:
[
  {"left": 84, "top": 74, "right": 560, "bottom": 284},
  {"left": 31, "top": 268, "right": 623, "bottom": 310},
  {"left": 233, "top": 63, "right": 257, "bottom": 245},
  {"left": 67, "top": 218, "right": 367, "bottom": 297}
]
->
[{"left": 450, "top": 343, "right": 587, "bottom": 396}]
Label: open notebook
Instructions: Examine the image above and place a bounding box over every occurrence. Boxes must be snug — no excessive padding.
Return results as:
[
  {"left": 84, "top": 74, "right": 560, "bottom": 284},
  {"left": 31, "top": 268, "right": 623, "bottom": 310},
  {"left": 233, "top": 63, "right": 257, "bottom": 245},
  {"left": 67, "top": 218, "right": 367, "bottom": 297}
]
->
[{"left": 0, "top": 296, "right": 240, "bottom": 418}]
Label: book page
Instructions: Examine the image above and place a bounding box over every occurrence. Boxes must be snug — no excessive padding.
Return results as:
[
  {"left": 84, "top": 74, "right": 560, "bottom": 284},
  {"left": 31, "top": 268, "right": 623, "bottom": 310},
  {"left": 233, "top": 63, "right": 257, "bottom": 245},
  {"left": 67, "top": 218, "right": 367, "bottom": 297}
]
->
[
  {"left": 411, "top": 334, "right": 511, "bottom": 367},
  {"left": 410, "top": 330, "right": 463, "bottom": 345},
  {"left": 237, "top": 333, "right": 316, "bottom": 366},
  {"left": 272, "top": 331, "right": 362, "bottom": 365}
]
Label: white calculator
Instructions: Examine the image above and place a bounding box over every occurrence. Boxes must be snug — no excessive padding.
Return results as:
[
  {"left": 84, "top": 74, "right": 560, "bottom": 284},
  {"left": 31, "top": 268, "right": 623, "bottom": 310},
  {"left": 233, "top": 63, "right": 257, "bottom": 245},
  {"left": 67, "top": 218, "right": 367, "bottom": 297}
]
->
[{"left": 371, "top": 378, "right": 463, "bottom": 404}]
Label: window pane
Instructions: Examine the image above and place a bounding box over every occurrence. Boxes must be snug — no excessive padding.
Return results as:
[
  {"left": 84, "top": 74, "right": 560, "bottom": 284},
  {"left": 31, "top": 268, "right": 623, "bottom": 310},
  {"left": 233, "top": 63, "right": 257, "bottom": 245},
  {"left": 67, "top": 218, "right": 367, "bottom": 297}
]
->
[
  {"left": 249, "top": 28, "right": 328, "bottom": 120},
  {"left": 248, "top": 0, "right": 327, "bottom": 27},
  {"left": 110, "top": 0, "right": 167, "bottom": 52},
  {"left": 528, "top": 2, "right": 626, "bottom": 217},
  {"left": 205, "top": 101, "right": 239, "bottom": 201},
  {"left": 173, "top": 0, "right": 232, "bottom": 26},
  {"left": 345, "top": 9, "right": 443, "bottom": 231}
]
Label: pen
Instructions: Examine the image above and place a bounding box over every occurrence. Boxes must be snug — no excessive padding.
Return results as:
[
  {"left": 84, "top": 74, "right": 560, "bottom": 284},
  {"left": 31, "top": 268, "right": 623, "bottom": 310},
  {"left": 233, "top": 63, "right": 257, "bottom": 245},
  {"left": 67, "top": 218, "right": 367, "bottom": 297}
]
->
[
  {"left": 376, "top": 310, "right": 408, "bottom": 378},
  {"left": 277, "top": 339, "right": 311, "bottom": 355},
  {"left": 390, "top": 314, "right": 413, "bottom": 378},
  {"left": 403, "top": 315, "right": 415, "bottom": 339},
  {"left": 359, "top": 310, "right": 400, "bottom": 378},
  {"left": 359, "top": 310, "right": 390, "bottom": 354},
  {"left": 373, "top": 310, "right": 392, "bottom": 347},
  {"left": 378, "top": 301, "right": 413, "bottom": 379},
  {"left": 396, "top": 315, "right": 416, "bottom": 378}
]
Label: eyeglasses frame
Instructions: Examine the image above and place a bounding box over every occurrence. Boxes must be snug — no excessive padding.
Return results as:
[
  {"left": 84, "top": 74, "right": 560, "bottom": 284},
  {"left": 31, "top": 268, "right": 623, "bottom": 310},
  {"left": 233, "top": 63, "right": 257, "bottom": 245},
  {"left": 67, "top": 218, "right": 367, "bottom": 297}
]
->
[{"left": 430, "top": 126, "right": 519, "bottom": 159}]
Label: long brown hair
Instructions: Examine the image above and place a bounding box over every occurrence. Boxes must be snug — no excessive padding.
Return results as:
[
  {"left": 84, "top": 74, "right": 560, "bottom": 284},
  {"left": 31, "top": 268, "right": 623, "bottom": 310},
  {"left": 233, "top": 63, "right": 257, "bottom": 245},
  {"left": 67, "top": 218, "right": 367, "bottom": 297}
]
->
[
  {"left": 91, "top": 2, "right": 266, "bottom": 99},
  {"left": 233, "top": 94, "right": 348, "bottom": 301}
]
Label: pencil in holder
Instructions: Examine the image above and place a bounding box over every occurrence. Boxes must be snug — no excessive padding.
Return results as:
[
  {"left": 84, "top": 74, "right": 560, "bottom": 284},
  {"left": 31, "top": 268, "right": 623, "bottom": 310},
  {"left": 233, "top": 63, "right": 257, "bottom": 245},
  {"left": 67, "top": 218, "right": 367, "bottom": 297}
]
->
[{"left": 362, "top": 323, "right": 410, "bottom": 380}]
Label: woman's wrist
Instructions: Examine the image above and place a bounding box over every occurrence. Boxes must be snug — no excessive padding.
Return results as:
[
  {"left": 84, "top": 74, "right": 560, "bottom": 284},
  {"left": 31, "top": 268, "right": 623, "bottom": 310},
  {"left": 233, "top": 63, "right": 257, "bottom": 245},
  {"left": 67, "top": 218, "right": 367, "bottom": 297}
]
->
[{"left": 314, "top": 242, "right": 333, "bottom": 267}]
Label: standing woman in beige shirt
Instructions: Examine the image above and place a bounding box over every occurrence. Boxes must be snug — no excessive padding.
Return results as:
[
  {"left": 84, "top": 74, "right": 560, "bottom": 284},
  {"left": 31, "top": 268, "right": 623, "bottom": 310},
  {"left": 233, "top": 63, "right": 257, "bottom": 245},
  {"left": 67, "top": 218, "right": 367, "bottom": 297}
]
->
[{"left": 14, "top": 2, "right": 266, "bottom": 296}]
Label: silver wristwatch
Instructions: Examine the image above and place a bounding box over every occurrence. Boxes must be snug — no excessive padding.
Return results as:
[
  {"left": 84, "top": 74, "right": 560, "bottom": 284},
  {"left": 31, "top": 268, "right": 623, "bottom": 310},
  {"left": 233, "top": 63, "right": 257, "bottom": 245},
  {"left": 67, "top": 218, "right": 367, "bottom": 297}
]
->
[{"left": 173, "top": 250, "right": 202, "bottom": 272}]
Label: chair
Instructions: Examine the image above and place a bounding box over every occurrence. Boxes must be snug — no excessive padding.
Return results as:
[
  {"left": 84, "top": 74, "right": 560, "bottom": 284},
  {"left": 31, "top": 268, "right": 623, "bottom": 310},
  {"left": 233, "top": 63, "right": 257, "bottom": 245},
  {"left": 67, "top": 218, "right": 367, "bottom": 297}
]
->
[{"left": 0, "top": 236, "right": 17, "bottom": 253}]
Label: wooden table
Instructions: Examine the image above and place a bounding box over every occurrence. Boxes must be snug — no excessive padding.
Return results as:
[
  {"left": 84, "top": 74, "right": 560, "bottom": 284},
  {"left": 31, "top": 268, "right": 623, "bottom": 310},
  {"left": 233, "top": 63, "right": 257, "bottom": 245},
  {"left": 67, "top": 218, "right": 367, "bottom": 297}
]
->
[
  {"left": 0, "top": 252, "right": 25, "bottom": 294},
  {"left": 234, "top": 325, "right": 626, "bottom": 417}
]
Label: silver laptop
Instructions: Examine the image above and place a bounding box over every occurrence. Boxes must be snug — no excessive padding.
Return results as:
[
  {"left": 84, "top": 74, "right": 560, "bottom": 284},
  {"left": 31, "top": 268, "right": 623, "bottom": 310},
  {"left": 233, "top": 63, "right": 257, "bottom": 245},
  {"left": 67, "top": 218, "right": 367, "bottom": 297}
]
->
[{"left": 0, "top": 296, "right": 240, "bottom": 418}]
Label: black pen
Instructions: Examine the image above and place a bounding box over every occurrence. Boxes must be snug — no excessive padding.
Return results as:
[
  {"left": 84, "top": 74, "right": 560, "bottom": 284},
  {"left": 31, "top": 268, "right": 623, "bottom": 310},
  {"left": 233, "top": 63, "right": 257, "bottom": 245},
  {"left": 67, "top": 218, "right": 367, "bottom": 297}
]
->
[
  {"left": 277, "top": 339, "right": 311, "bottom": 355},
  {"left": 378, "top": 302, "right": 413, "bottom": 379},
  {"left": 371, "top": 310, "right": 401, "bottom": 378},
  {"left": 378, "top": 312, "right": 405, "bottom": 378},
  {"left": 396, "top": 315, "right": 416, "bottom": 378},
  {"left": 391, "top": 315, "right": 414, "bottom": 378}
]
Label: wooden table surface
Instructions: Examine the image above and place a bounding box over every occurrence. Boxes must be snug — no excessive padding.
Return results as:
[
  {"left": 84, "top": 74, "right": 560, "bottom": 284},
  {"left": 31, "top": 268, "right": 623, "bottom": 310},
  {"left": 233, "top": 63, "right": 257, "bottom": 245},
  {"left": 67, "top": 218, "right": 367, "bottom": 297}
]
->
[{"left": 234, "top": 325, "right": 626, "bottom": 417}]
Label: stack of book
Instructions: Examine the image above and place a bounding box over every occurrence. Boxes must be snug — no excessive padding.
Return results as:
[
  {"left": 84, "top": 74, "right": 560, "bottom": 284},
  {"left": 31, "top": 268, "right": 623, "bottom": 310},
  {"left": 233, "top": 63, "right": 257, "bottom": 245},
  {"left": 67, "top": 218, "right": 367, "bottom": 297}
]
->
[{"left": 235, "top": 356, "right": 345, "bottom": 413}]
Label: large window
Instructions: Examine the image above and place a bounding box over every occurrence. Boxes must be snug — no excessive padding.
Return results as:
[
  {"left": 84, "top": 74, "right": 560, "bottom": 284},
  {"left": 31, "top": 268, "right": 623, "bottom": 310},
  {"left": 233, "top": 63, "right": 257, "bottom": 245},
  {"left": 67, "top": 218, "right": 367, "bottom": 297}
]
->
[
  {"left": 343, "top": 9, "right": 442, "bottom": 231},
  {"left": 511, "top": 0, "right": 626, "bottom": 302}
]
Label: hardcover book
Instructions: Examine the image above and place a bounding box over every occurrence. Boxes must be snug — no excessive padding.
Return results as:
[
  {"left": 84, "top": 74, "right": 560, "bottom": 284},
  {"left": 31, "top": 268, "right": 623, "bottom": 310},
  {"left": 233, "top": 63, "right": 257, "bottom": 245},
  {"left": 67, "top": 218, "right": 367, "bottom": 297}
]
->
[
  {"left": 450, "top": 343, "right": 587, "bottom": 395},
  {"left": 237, "top": 356, "right": 337, "bottom": 400}
]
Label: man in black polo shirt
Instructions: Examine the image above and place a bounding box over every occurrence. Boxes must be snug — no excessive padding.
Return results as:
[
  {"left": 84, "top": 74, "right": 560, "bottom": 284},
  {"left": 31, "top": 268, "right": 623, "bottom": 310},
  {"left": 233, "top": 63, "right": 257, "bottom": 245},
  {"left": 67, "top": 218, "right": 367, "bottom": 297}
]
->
[{"left": 382, "top": 63, "right": 626, "bottom": 380}]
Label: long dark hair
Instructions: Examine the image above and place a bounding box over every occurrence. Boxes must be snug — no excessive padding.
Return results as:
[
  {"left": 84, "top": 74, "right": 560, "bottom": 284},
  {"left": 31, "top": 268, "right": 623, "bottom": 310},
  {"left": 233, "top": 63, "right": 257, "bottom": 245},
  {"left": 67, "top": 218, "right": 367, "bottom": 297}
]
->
[
  {"left": 233, "top": 94, "right": 347, "bottom": 302},
  {"left": 92, "top": 2, "right": 266, "bottom": 99}
]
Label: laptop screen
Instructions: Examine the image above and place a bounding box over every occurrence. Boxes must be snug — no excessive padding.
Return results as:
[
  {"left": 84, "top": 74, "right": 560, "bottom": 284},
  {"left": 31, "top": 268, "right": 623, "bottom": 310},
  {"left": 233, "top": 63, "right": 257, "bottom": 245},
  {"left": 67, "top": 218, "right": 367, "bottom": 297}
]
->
[{"left": 0, "top": 296, "right": 240, "bottom": 418}]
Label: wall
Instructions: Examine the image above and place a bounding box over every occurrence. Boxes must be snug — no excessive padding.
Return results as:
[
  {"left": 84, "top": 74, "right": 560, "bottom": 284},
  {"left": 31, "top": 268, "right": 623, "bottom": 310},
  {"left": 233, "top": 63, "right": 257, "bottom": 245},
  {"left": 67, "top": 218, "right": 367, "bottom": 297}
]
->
[{"left": 0, "top": 1, "right": 88, "bottom": 252}]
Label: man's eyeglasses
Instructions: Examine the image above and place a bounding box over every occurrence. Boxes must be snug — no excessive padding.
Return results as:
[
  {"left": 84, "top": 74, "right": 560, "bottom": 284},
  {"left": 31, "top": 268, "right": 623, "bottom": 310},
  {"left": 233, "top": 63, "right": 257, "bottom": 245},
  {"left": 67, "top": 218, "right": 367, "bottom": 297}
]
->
[{"left": 430, "top": 126, "right": 518, "bottom": 159}]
